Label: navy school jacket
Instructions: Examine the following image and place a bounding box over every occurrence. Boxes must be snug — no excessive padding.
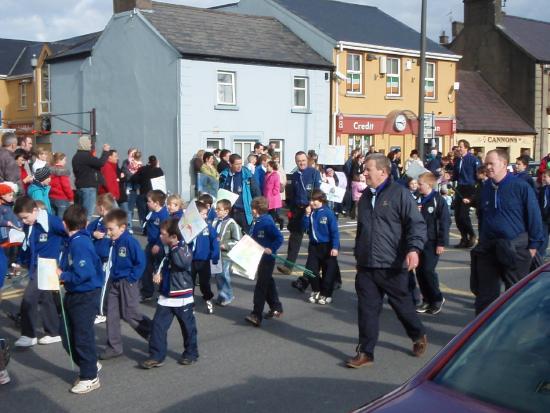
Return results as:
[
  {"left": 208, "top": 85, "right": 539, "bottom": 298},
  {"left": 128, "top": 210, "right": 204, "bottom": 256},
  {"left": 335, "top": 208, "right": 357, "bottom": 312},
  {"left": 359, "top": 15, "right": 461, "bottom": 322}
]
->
[
  {"left": 60, "top": 229, "right": 104, "bottom": 293},
  {"left": 290, "top": 167, "right": 322, "bottom": 207},
  {"left": 87, "top": 217, "right": 111, "bottom": 262},
  {"left": 145, "top": 206, "right": 169, "bottom": 247},
  {"left": 108, "top": 230, "right": 146, "bottom": 283},
  {"left": 191, "top": 223, "right": 220, "bottom": 263},
  {"left": 207, "top": 207, "right": 216, "bottom": 226},
  {"left": 302, "top": 205, "right": 340, "bottom": 249},
  {"left": 453, "top": 153, "right": 480, "bottom": 186},
  {"left": 170, "top": 209, "right": 183, "bottom": 221},
  {"left": 159, "top": 242, "right": 193, "bottom": 300},
  {"left": 418, "top": 191, "right": 451, "bottom": 247},
  {"left": 250, "top": 214, "right": 283, "bottom": 256}
]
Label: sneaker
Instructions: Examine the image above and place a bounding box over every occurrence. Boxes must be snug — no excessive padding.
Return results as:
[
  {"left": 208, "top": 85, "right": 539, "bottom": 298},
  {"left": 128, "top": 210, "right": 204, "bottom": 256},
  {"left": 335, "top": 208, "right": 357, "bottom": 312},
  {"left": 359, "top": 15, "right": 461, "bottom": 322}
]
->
[
  {"left": 74, "top": 362, "right": 102, "bottom": 386},
  {"left": 94, "top": 315, "right": 107, "bottom": 324},
  {"left": 426, "top": 298, "right": 446, "bottom": 315},
  {"left": 38, "top": 335, "right": 62, "bottom": 345},
  {"left": 70, "top": 377, "right": 100, "bottom": 394},
  {"left": 277, "top": 265, "right": 292, "bottom": 275},
  {"left": 219, "top": 297, "right": 234, "bottom": 307},
  {"left": 14, "top": 336, "right": 37, "bottom": 347},
  {"left": 264, "top": 310, "right": 283, "bottom": 319},
  {"left": 140, "top": 359, "right": 164, "bottom": 369},
  {"left": 415, "top": 302, "right": 430, "bottom": 313},
  {"left": 308, "top": 292, "right": 319, "bottom": 304},
  {"left": 178, "top": 357, "right": 197, "bottom": 366},
  {"left": 245, "top": 313, "right": 261, "bottom": 327},
  {"left": 346, "top": 352, "right": 374, "bottom": 369},
  {"left": 317, "top": 295, "right": 331, "bottom": 305},
  {"left": 412, "top": 335, "right": 428, "bottom": 357},
  {"left": 292, "top": 279, "right": 306, "bottom": 293},
  {"left": 206, "top": 300, "right": 214, "bottom": 314},
  {"left": 99, "top": 349, "right": 123, "bottom": 360},
  {"left": 0, "top": 370, "right": 10, "bottom": 385}
]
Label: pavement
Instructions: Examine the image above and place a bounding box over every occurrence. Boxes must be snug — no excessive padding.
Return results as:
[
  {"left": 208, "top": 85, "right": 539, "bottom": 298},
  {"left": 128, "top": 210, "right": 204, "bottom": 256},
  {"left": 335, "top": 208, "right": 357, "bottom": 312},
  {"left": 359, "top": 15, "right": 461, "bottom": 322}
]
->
[{"left": 0, "top": 217, "right": 475, "bottom": 413}]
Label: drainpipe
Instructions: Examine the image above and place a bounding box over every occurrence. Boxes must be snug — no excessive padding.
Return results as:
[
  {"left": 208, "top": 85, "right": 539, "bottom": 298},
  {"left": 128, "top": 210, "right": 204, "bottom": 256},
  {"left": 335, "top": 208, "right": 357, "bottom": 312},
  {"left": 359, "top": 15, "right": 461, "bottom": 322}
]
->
[
  {"left": 333, "top": 42, "right": 344, "bottom": 146},
  {"left": 541, "top": 63, "right": 549, "bottom": 159}
]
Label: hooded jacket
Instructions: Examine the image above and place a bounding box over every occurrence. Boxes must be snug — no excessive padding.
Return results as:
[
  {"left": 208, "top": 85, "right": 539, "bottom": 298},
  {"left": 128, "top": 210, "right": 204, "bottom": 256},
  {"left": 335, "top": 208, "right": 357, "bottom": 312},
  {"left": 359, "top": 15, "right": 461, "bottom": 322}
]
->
[
  {"left": 99, "top": 161, "right": 120, "bottom": 200},
  {"left": 219, "top": 167, "right": 260, "bottom": 225},
  {"left": 49, "top": 165, "right": 74, "bottom": 201},
  {"left": 71, "top": 150, "right": 109, "bottom": 189},
  {"left": 28, "top": 181, "right": 52, "bottom": 214}
]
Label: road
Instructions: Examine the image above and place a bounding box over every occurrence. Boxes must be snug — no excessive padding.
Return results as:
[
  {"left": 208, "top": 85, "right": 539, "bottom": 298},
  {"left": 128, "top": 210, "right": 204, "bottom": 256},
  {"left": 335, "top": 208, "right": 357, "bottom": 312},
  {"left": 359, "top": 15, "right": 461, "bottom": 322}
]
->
[{"left": 0, "top": 218, "right": 475, "bottom": 412}]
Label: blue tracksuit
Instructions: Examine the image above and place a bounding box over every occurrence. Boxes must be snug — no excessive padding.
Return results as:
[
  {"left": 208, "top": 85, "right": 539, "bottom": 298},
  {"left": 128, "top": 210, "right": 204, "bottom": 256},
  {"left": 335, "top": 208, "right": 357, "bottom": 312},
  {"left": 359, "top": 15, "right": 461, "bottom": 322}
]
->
[
  {"left": 302, "top": 205, "right": 340, "bottom": 249},
  {"left": 109, "top": 230, "right": 146, "bottom": 283},
  {"left": 145, "top": 206, "right": 169, "bottom": 248},
  {"left": 87, "top": 217, "right": 111, "bottom": 262},
  {"left": 254, "top": 165, "right": 267, "bottom": 195},
  {"left": 170, "top": 209, "right": 183, "bottom": 221},
  {"left": 191, "top": 224, "right": 220, "bottom": 263},
  {"left": 291, "top": 167, "right": 322, "bottom": 207},
  {"left": 207, "top": 207, "right": 216, "bottom": 226},
  {"left": 515, "top": 171, "right": 535, "bottom": 190},
  {"left": 250, "top": 214, "right": 284, "bottom": 257},
  {"left": 453, "top": 153, "right": 480, "bottom": 186}
]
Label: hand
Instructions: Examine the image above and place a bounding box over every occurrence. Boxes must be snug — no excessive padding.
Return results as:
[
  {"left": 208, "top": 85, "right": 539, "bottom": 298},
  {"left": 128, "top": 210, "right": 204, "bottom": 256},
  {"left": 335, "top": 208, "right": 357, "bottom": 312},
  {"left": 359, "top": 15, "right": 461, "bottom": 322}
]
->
[
  {"left": 436, "top": 246, "right": 445, "bottom": 255},
  {"left": 153, "top": 273, "right": 162, "bottom": 284},
  {"left": 103, "top": 143, "right": 110, "bottom": 152},
  {"left": 23, "top": 175, "right": 33, "bottom": 183},
  {"left": 264, "top": 248, "right": 272, "bottom": 255},
  {"left": 529, "top": 248, "right": 537, "bottom": 258},
  {"left": 93, "top": 231, "right": 105, "bottom": 239},
  {"left": 463, "top": 198, "right": 471, "bottom": 205},
  {"left": 305, "top": 206, "right": 312, "bottom": 216},
  {"left": 152, "top": 245, "right": 160, "bottom": 255},
  {"left": 6, "top": 221, "right": 13, "bottom": 228},
  {"left": 406, "top": 251, "right": 419, "bottom": 272},
  {"left": 330, "top": 249, "right": 339, "bottom": 257},
  {"left": 56, "top": 268, "right": 62, "bottom": 278}
]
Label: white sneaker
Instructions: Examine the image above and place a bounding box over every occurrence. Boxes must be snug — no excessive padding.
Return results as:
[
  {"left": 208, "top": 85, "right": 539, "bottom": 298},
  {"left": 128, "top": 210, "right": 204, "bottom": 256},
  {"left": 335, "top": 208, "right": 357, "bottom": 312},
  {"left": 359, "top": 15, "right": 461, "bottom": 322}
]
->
[
  {"left": 94, "top": 315, "right": 107, "bottom": 324},
  {"left": 317, "top": 295, "right": 329, "bottom": 305},
  {"left": 308, "top": 292, "right": 319, "bottom": 304},
  {"left": 38, "top": 335, "right": 62, "bottom": 345},
  {"left": 14, "top": 336, "right": 37, "bottom": 347},
  {"left": 70, "top": 377, "right": 100, "bottom": 394},
  {"left": 0, "top": 369, "right": 10, "bottom": 385},
  {"left": 206, "top": 300, "right": 214, "bottom": 314},
  {"left": 73, "top": 362, "right": 102, "bottom": 386}
]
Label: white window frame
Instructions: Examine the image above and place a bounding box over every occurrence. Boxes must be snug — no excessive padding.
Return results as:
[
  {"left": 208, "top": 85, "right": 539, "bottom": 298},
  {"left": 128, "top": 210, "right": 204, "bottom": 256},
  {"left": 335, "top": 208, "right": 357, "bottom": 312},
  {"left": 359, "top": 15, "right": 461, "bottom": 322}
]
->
[
  {"left": 206, "top": 138, "right": 224, "bottom": 151},
  {"left": 346, "top": 53, "right": 362, "bottom": 94},
  {"left": 19, "top": 82, "right": 27, "bottom": 108},
  {"left": 425, "top": 62, "right": 436, "bottom": 100},
  {"left": 233, "top": 140, "right": 257, "bottom": 159},
  {"left": 386, "top": 57, "right": 401, "bottom": 97},
  {"left": 269, "top": 139, "right": 285, "bottom": 165},
  {"left": 217, "top": 71, "right": 236, "bottom": 106},
  {"left": 293, "top": 76, "right": 308, "bottom": 109},
  {"left": 41, "top": 64, "right": 51, "bottom": 113}
]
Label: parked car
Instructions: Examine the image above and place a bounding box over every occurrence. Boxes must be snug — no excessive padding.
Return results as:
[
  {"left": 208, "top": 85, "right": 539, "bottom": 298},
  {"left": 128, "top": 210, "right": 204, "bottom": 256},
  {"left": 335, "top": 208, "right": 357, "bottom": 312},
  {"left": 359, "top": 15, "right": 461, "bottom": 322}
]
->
[{"left": 353, "top": 264, "right": 550, "bottom": 413}]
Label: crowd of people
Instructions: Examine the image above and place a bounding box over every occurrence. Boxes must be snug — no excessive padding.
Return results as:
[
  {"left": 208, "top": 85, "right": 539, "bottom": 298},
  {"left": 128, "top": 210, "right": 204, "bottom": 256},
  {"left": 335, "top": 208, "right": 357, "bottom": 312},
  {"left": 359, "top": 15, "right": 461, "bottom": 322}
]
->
[{"left": 0, "top": 133, "right": 545, "bottom": 395}]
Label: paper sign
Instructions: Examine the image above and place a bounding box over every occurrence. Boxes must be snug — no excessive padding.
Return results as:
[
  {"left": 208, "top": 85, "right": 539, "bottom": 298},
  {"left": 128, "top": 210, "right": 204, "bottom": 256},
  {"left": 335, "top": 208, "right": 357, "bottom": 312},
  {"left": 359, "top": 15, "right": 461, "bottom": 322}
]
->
[
  {"left": 318, "top": 145, "right": 346, "bottom": 165},
  {"left": 210, "top": 258, "right": 223, "bottom": 274},
  {"left": 178, "top": 200, "right": 207, "bottom": 244},
  {"left": 405, "top": 163, "right": 430, "bottom": 180},
  {"left": 8, "top": 228, "right": 25, "bottom": 244},
  {"left": 197, "top": 173, "right": 219, "bottom": 197},
  {"left": 335, "top": 171, "right": 347, "bottom": 189},
  {"left": 37, "top": 257, "right": 59, "bottom": 291},
  {"left": 320, "top": 182, "right": 346, "bottom": 203},
  {"left": 227, "top": 235, "right": 265, "bottom": 280},
  {"left": 151, "top": 175, "right": 167, "bottom": 193},
  {"left": 216, "top": 188, "right": 240, "bottom": 206}
]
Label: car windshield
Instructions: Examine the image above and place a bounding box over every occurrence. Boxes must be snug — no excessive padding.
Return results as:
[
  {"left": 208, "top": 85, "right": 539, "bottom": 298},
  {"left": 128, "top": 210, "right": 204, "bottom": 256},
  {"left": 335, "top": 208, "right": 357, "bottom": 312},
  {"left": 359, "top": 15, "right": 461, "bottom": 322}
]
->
[{"left": 433, "top": 272, "right": 550, "bottom": 413}]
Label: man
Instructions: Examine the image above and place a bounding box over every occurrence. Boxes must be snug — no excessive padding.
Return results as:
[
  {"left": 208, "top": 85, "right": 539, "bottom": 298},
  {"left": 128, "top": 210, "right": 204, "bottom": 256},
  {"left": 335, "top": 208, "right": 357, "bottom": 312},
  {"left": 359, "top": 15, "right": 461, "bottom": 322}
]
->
[
  {"left": 217, "top": 149, "right": 231, "bottom": 174},
  {"left": 267, "top": 142, "right": 277, "bottom": 158},
  {"left": 470, "top": 149, "right": 543, "bottom": 315},
  {"left": 219, "top": 154, "right": 260, "bottom": 233},
  {"left": 347, "top": 153, "right": 427, "bottom": 368},
  {"left": 452, "top": 139, "right": 480, "bottom": 248},
  {"left": 253, "top": 142, "right": 264, "bottom": 157},
  {"left": 71, "top": 135, "right": 110, "bottom": 220},
  {"left": 279, "top": 151, "right": 322, "bottom": 277},
  {"left": 0, "top": 132, "right": 21, "bottom": 184}
]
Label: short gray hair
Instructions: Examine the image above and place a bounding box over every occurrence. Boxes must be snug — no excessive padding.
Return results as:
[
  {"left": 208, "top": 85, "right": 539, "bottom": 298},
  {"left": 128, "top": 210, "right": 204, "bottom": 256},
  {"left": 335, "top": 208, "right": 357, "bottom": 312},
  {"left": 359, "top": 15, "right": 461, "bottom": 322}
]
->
[
  {"left": 365, "top": 153, "right": 391, "bottom": 175},
  {"left": 1, "top": 132, "right": 17, "bottom": 147}
]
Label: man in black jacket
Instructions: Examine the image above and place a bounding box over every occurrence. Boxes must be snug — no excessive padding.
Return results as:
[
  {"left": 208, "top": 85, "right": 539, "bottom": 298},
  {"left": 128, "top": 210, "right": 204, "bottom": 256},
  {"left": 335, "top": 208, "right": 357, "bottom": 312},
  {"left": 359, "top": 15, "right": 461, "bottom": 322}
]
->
[
  {"left": 347, "top": 153, "right": 428, "bottom": 368},
  {"left": 71, "top": 135, "right": 110, "bottom": 220}
]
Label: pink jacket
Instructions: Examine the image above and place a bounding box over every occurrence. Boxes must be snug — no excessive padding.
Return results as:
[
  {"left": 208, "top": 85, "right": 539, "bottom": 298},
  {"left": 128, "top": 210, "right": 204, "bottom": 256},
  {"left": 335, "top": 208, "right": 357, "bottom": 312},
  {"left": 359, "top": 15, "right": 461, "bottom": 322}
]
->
[
  {"left": 352, "top": 181, "right": 367, "bottom": 202},
  {"left": 264, "top": 171, "right": 282, "bottom": 210}
]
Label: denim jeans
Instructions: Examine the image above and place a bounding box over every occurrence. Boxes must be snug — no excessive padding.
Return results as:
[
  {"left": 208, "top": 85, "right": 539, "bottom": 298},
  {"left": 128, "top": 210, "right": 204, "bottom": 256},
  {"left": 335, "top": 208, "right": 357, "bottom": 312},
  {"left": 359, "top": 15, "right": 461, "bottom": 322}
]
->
[
  {"left": 77, "top": 187, "right": 97, "bottom": 221},
  {"left": 214, "top": 259, "right": 234, "bottom": 303},
  {"left": 51, "top": 199, "right": 70, "bottom": 219},
  {"left": 127, "top": 189, "right": 138, "bottom": 228}
]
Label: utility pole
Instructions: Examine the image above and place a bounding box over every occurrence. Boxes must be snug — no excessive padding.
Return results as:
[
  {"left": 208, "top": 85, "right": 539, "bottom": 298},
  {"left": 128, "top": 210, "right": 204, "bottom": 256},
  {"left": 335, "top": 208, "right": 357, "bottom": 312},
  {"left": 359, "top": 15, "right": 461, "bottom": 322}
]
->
[{"left": 417, "top": 0, "right": 427, "bottom": 162}]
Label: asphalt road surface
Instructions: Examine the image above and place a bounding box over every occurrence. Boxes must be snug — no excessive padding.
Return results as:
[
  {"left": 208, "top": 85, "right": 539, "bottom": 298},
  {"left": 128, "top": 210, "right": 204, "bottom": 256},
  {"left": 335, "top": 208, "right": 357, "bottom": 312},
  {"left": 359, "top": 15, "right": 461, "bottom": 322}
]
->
[{"left": 0, "top": 217, "right": 475, "bottom": 413}]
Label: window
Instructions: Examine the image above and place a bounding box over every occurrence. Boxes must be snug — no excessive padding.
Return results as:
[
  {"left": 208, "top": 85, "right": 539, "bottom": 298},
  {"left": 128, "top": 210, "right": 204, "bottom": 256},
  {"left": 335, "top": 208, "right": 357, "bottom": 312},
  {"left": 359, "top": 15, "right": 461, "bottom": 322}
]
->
[
  {"left": 425, "top": 62, "right": 436, "bottom": 99},
  {"left": 206, "top": 138, "right": 224, "bottom": 150},
  {"left": 217, "top": 71, "right": 236, "bottom": 105},
  {"left": 346, "top": 53, "right": 362, "bottom": 94},
  {"left": 19, "top": 82, "right": 27, "bottom": 108},
  {"left": 348, "top": 135, "right": 372, "bottom": 155},
  {"left": 386, "top": 57, "right": 401, "bottom": 96},
  {"left": 233, "top": 140, "right": 257, "bottom": 158},
  {"left": 41, "top": 64, "right": 50, "bottom": 113},
  {"left": 268, "top": 139, "right": 284, "bottom": 165},
  {"left": 293, "top": 77, "right": 308, "bottom": 109}
]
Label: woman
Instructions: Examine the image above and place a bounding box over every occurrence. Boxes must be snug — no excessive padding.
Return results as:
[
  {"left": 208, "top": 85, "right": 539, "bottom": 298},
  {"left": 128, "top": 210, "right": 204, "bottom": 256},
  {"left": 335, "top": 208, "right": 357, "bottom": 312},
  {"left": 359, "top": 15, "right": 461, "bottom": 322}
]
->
[
  {"left": 130, "top": 155, "right": 164, "bottom": 226},
  {"left": 272, "top": 155, "right": 287, "bottom": 203},
  {"left": 199, "top": 151, "right": 220, "bottom": 180},
  {"left": 263, "top": 160, "right": 284, "bottom": 230},
  {"left": 193, "top": 150, "right": 205, "bottom": 175},
  {"left": 49, "top": 152, "right": 74, "bottom": 218}
]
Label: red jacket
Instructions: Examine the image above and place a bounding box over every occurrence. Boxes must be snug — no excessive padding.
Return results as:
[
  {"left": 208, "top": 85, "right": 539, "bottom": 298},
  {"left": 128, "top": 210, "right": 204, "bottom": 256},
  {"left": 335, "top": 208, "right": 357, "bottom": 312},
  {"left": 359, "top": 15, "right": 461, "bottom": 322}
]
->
[
  {"left": 19, "top": 165, "right": 30, "bottom": 194},
  {"left": 99, "top": 162, "right": 120, "bottom": 200},
  {"left": 49, "top": 165, "right": 74, "bottom": 201}
]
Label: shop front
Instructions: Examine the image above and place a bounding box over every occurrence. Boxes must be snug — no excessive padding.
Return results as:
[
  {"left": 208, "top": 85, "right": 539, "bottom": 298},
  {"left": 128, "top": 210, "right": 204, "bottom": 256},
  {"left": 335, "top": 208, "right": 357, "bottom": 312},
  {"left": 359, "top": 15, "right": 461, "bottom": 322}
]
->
[{"left": 454, "top": 133, "right": 535, "bottom": 160}]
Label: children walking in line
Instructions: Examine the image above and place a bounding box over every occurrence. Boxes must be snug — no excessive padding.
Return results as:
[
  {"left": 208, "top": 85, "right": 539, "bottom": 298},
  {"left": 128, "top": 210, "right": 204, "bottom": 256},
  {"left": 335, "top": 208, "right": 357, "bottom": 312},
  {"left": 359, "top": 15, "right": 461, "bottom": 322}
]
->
[
  {"left": 141, "top": 219, "right": 198, "bottom": 369},
  {"left": 13, "top": 196, "right": 66, "bottom": 347},
  {"left": 212, "top": 199, "right": 242, "bottom": 306},
  {"left": 58, "top": 205, "right": 104, "bottom": 394},
  {"left": 191, "top": 201, "right": 219, "bottom": 314},
  {"left": 245, "top": 196, "right": 284, "bottom": 327},
  {"left": 100, "top": 209, "right": 151, "bottom": 360}
]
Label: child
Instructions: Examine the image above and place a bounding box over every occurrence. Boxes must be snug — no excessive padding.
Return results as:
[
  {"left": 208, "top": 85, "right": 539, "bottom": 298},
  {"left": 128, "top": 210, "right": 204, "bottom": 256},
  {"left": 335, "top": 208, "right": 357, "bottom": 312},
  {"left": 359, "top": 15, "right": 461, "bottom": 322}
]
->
[
  {"left": 537, "top": 169, "right": 550, "bottom": 258},
  {"left": 302, "top": 190, "right": 340, "bottom": 305},
  {"left": 49, "top": 152, "right": 74, "bottom": 218},
  {"left": 198, "top": 193, "right": 216, "bottom": 225},
  {"left": 0, "top": 183, "right": 21, "bottom": 288},
  {"left": 245, "top": 196, "right": 284, "bottom": 327},
  {"left": 350, "top": 174, "right": 366, "bottom": 220},
  {"left": 15, "top": 152, "right": 33, "bottom": 194},
  {"left": 13, "top": 196, "right": 66, "bottom": 347},
  {"left": 28, "top": 167, "right": 53, "bottom": 214},
  {"left": 415, "top": 172, "right": 451, "bottom": 315},
  {"left": 264, "top": 160, "right": 284, "bottom": 230},
  {"left": 191, "top": 201, "right": 220, "bottom": 314},
  {"left": 407, "top": 177, "right": 419, "bottom": 201},
  {"left": 515, "top": 155, "right": 535, "bottom": 190},
  {"left": 32, "top": 147, "right": 49, "bottom": 173},
  {"left": 141, "top": 190, "right": 169, "bottom": 301},
  {"left": 167, "top": 194, "right": 184, "bottom": 220},
  {"left": 254, "top": 154, "right": 269, "bottom": 195},
  {"left": 101, "top": 209, "right": 151, "bottom": 359},
  {"left": 245, "top": 154, "right": 257, "bottom": 174},
  {"left": 212, "top": 199, "right": 242, "bottom": 306},
  {"left": 57, "top": 205, "right": 104, "bottom": 394},
  {"left": 140, "top": 219, "right": 198, "bottom": 368}
]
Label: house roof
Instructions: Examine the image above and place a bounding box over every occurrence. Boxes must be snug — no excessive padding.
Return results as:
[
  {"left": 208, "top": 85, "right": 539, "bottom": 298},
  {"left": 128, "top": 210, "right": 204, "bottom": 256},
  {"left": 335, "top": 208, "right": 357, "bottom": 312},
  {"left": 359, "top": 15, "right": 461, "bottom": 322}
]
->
[
  {"left": 143, "top": 2, "right": 332, "bottom": 69},
  {"left": 456, "top": 70, "right": 535, "bottom": 135},
  {"left": 9, "top": 43, "right": 44, "bottom": 77},
  {"left": 270, "top": 0, "right": 455, "bottom": 56},
  {"left": 0, "top": 38, "right": 36, "bottom": 76},
  {"left": 47, "top": 32, "right": 102, "bottom": 62},
  {"left": 499, "top": 15, "right": 550, "bottom": 63}
]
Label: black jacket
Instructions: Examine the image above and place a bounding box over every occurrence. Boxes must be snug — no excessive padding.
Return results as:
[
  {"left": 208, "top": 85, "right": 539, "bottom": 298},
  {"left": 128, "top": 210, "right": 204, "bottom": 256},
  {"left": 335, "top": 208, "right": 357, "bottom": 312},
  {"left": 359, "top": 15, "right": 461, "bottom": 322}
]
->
[
  {"left": 355, "top": 180, "right": 426, "bottom": 269},
  {"left": 419, "top": 192, "right": 451, "bottom": 247},
  {"left": 72, "top": 150, "right": 109, "bottom": 189},
  {"left": 130, "top": 165, "right": 164, "bottom": 195}
]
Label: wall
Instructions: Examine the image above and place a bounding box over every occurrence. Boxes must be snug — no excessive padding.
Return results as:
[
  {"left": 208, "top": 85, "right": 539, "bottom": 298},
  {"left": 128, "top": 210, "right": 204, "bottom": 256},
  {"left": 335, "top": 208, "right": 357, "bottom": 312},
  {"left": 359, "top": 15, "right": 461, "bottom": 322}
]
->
[{"left": 1, "top": 77, "right": 35, "bottom": 124}]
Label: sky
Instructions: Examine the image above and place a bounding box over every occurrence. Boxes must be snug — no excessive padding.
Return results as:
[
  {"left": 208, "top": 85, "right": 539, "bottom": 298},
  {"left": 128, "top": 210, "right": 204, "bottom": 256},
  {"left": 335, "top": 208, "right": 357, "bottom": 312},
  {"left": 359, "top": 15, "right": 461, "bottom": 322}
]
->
[{"left": 1, "top": 0, "right": 549, "bottom": 43}]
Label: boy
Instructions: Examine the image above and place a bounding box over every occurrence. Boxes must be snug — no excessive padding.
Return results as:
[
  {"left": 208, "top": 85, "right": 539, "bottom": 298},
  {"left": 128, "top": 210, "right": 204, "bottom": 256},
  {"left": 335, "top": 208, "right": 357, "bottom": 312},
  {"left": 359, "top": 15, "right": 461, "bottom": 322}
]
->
[
  {"left": 515, "top": 155, "right": 535, "bottom": 190},
  {"left": 302, "top": 190, "right": 340, "bottom": 305},
  {"left": 415, "top": 172, "right": 451, "bottom": 315},
  {"left": 57, "top": 205, "right": 104, "bottom": 394},
  {"left": 13, "top": 196, "right": 66, "bottom": 347},
  {"left": 245, "top": 196, "right": 284, "bottom": 327},
  {"left": 212, "top": 199, "right": 242, "bottom": 306},
  {"left": 537, "top": 169, "right": 550, "bottom": 257},
  {"left": 28, "top": 167, "right": 53, "bottom": 214},
  {"left": 141, "top": 190, "right": 169, "bottom": 301},
  {"left": 254, "top": 154, "right": 269, "bottom": 195},
  {"left": 198, "top": 193, "right": 216, "bottom": 225},
  {"left": 167, "top": 194, "right": 184, "bottom": 220},
  {"left": 101, "top": 209, "right": 151, "bottom": 359},
  {"left": 140, "top": 219, "right": 198, "bottom": 368},
  {"left": 191, "top": 201, "right": 220, "bottom": 314}
]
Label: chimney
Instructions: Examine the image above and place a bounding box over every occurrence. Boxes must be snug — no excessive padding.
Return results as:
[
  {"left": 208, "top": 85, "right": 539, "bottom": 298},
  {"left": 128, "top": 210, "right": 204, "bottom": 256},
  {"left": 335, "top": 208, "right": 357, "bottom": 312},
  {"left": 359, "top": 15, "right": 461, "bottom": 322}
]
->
[
  {"left": 439, "top": 30, "right": 449, "bottom": 45},
  {"left": 113, "top": 0, "right": 152, "bottom": 14},
  {"left": 463, "top": 0, "right": 502, "bottom": 27},
  {"left": 452, "top": 21, "right": 464, "bottom": 38}
]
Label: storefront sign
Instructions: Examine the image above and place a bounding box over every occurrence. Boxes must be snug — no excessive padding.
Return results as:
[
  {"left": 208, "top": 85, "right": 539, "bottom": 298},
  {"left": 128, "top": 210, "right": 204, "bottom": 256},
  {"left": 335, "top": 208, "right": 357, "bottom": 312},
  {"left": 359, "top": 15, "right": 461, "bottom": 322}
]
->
[{"left": 337, "top": 114, "right": 454, "bottom": 136}]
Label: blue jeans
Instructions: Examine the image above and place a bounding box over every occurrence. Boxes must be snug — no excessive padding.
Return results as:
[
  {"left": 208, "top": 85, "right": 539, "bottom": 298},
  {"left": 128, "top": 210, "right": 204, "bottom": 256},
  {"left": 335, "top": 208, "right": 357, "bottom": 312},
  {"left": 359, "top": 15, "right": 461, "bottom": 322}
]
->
[
  {"left": 214, "top": 259, "right": 234, "bottom": 303},
  {"left": 149, "top": 303, "right": 198, "bottom": 362},
  {"left": 51, "top": 199, "right": 70, "bottom": 219},
  {"left": 127, "top": 189, "right": 138, "bottom": 227},
  {"left": 77, "top": 188, "right": 97, "bottom": 221}
]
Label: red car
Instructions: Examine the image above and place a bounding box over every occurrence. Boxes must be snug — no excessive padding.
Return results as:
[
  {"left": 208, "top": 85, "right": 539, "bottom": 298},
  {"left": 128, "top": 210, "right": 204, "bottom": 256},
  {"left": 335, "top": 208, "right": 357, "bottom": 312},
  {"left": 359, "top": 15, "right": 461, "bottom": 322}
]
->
[{"left": 354, "top": 264, "right": 550, "bottom": 413}]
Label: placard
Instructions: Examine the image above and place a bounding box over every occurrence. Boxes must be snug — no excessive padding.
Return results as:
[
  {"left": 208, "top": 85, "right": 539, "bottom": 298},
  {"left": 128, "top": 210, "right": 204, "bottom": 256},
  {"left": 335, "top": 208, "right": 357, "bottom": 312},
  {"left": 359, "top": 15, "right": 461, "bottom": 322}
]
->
[
  {"left": 151, "top": 175, "right": 167, "bottom": 193},
  {"left": 318, "top": 145, "right": 346, "bottom": 165},
  {"left": 178, "top": 200, "right": 207, "bottom": 244},
  {"left": 334, "top": 171, "right": 347, "bottom": 189},
  {"left": 216, "top": 188, "right": 240, "bottom": 206},
  {"left": 37, "top": 257, "right": 59, "bottom": 291},
  {"left": 227, "top": 235, "right": 265, "bottom": 280},
  {"left": 8, "top": 228, "right": 25, "bottom": 244},
  {"left": 320, "top": 182, "right": 346, "bottom": 203}
]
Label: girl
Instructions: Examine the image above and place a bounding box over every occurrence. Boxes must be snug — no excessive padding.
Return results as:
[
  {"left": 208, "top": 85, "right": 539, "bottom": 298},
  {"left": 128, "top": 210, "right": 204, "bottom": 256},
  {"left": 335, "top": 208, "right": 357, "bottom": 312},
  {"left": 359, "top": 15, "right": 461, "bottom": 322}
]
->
[
  {"left": 49, "top": 152, "right": 74, "bottom": 218},
  {"left": 351, "top": 173, "right": 366, "bottom": 220},
  {"left": 263, "top": 160, "right": 283, "bottom": 230},
  {"left": 32, "top": 147, "right": 50, "bottom": 173}
]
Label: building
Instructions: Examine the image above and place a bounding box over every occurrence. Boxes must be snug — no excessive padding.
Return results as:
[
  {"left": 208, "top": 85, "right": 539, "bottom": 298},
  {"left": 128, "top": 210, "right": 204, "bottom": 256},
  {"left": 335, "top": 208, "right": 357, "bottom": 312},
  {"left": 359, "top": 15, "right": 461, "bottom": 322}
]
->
[
  {"left": 217, "top": 0, "right": 461, "bottom": 157},
  {"left": 455, "top": 70, "right": 536, "bottom": 159},
  {"left": 47, "top": 1, "right": 332, "bottom": 198},
  {"left": 449, "top": 0, "right": 550, "bottom": 159}
]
